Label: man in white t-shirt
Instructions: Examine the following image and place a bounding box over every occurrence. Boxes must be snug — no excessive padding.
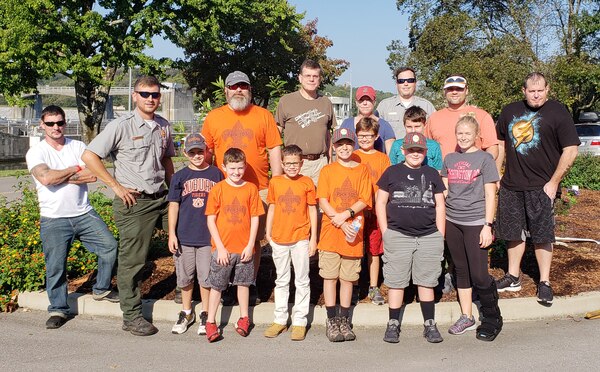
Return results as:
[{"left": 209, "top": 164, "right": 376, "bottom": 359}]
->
[{"left": 26, "top": 105, "right": 118, "bottom": 330}]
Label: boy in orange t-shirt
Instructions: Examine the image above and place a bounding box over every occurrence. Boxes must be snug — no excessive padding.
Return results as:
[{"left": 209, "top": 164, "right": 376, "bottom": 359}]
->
[
  {"left": 351, "top": 117, "right": 391, "bottom": 306},
  {"left": 318, "top": 128, "right": 372, "bottom": 342},
  {"left": 204, "top": 148, "right": 265, "bottom": 342},
  {"left": 263, "top": 145, "right": 318, "bottom": 341}
]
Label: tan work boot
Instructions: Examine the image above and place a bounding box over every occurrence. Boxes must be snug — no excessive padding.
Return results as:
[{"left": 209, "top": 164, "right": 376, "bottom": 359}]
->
[
  {"left": 290, "top": 325, "right": 306, "bottom": 341},
  {"left": 263, "top": 323, "right": 287, "bottom": 338}
]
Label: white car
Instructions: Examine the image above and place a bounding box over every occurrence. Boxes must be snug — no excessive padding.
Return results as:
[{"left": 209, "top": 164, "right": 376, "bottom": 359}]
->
[{"left": 576, "top": 112, "right": 600, "bottom": 156}]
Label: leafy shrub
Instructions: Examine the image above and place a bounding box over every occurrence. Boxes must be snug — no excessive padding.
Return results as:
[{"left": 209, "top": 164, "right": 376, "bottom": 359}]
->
[
  {"left": 0, "top": 181, "right": 169, "bottom": 311},
  {"left": 562, "top": 154, "right": 600, "bottom": 190}
]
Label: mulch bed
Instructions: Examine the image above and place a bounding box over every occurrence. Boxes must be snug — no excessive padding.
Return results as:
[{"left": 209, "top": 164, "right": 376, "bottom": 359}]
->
[{"left": 69, "top": 189, "right": 600, "bottom": 304}]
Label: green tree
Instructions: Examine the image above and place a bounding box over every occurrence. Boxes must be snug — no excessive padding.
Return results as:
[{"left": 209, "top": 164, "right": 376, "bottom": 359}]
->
[
  {"left": 169, "top": 0, "right": 348, "bottom": 107},
  {"left": 389, "top": 0, "right": 600, "bottom": 117},
  {"left": 0, "top": 1, "right": 171, "bottom": 143}
]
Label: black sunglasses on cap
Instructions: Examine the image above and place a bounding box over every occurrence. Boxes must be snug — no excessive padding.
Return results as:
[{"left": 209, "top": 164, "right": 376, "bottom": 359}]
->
[
  {"left": 397, "top": 78, "right": 416, "bottom": 84},
  {"left": 43, "top": 120, "right": 66, "bottom": 127},
  {"left": 135, "top": 91, "right": 161, "bottom": 99}
]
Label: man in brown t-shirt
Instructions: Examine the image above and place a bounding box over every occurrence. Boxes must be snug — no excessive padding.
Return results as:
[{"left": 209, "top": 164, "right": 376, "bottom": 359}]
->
[{"left": 275, "top": 59, "right": 337, "bottom": 185}]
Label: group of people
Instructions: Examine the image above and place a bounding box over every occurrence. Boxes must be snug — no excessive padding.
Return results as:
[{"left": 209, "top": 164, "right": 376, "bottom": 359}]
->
[{"left": 26, "top": 60, "right": 580, "bottom": 345}]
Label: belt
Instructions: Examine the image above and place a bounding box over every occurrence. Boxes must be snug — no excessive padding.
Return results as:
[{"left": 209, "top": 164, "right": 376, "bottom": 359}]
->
[
  {"left": 136, "top": 190, "right": 168, "bottom": 200},
  {"left": 301, "top": 153, "right": 325, "bottom": 161}
]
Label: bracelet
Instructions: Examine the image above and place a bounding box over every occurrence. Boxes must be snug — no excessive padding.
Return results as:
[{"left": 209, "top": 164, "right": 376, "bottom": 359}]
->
[
  {"left": 347, "top": 208, "right": 355, "bottom": 218},
  {"left": 484, "top": 222, "right": 493, "bottom": 228},
  {"left": 75, "top": 165, "right": 82, "bottom": 172}
]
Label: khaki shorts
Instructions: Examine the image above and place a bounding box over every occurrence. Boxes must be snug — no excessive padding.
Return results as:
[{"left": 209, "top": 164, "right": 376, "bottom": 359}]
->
[{"left": 318, "top": 250, "right": 361, "bottom": 282}]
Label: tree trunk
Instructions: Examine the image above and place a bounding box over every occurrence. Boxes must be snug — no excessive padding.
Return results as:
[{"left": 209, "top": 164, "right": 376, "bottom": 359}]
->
[{"left": 74, "top": 67, "right": 117, "bottom": 144}]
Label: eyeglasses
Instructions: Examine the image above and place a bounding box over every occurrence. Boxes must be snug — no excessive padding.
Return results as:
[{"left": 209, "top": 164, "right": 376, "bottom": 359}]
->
[
  {"left": 357, "top": 134, "right": 375, "bottom": 139},
  {"left": 136, "top": 91, "right": 161, "bottom": 99},
  {"left": 396, "top": 78, "right": 416, "bottom": 84},
  {"left": 43, "top": 120, "right": 66, "bottom": 127},
  {"left": 282, "top": 162, "right": 301, "bottom": 167},
  {"left": 227, "top": 83, "right": 250, "bottom": 90},
  {"left": 444, "top": 76, "right": 467, "bottom": 84}
]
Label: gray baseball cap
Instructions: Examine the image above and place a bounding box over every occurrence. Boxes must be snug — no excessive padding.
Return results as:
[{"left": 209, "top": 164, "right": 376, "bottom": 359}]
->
[{"left": 225, "top": 71, "right": 251, "bottom": 86}]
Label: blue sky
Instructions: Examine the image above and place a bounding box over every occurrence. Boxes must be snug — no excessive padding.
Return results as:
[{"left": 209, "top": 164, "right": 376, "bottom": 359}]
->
[{"left": 145, "top": 1, "right": 409, "bottom": 94}]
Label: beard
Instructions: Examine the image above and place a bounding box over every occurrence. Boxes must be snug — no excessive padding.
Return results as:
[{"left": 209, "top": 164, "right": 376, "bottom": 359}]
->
[{"left": 228, "top": 95, "right": 251, "bottom": 111}]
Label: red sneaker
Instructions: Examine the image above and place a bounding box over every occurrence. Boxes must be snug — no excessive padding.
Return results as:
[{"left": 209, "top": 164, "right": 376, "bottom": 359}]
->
[
  {"left": 205, "top": 322, "right": 220, "bottom": 343},
  {"left": 235, "top": 317, "right": 251, "bottom": 337}
]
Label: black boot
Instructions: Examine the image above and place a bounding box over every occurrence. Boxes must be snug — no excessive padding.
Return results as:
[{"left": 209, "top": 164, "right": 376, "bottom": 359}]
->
[{"left": 475, "top": 279, "right": 503, "bottom": 341}]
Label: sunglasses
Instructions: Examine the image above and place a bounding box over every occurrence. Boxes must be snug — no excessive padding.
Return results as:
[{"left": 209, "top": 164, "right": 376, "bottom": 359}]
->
[
  {"left": 227, "top": 83, "right": 250, "bottom": 90},
  {"left": 397, "top": 78, "right": 416, "bottom": 84},
  {"left": 43, "top": 120, "right": 66, "bottom": 127},
  {"left": 444, "top": 76, "right": 467, "bottom": 84},
  {"left": 136, "top": 91, "right": 161, "bottom": 99}
]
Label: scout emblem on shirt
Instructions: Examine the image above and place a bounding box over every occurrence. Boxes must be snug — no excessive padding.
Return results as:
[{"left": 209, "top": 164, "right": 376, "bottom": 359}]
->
[
  {"left": 223, "top": 121, "right": 253, "bottom": 149},
  {"left": 333, "top": 177, "right": 358, "bottom": 211},
  {"left": 225, "top": 197, "right": 246, "bottom": 224},
  {"left": 509, "top": 112, "right": 540, "bottom": 154},
  {"left": 278, "top": 187, "right": 301, "bottom": 214}
]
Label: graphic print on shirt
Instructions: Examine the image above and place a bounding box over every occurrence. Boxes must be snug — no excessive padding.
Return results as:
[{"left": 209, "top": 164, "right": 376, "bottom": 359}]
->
[
  {"left": 332, "top": 177, "right": 358, "bottom": 211},
  {"left": 222, "top": 121, "right": 253, "bottom": 149},
  {"left": 446, "top": 161, "right": 481, "bottom": 185},
  {"left": 181, "top": 177, "right": 218, "bottom": 208},
  {"left": 508, "top": 111, "right": 540, "bottom": 154},
  {"left": 224, "top": 197, "right": 246, "bottom": 224},
  {"left": 278, "top": 187, "right": 301, "bottom": 214},
  {"left": 295, "top": 109, "right": 326, "bottom": 129},
  {"left": 390, "top": 173, "right": 435, "bottom": 208}
]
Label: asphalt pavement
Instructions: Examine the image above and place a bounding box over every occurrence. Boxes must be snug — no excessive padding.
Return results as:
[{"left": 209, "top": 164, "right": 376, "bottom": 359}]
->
[{"left": 1, "top": 309, "right": 599, "bottom": 371}]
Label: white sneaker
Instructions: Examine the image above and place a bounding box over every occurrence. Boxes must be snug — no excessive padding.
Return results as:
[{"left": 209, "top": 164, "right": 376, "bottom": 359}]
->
[
  {"left": 197, "top": 311, "right": 208, "bottom": 335},
  {"left": 171, "top": 311, "right": 195, "bottom": 334}
]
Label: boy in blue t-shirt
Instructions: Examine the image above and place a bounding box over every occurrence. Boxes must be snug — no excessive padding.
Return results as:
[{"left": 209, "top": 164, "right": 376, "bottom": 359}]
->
[
  {"left": 388, "top": 106, "right": 442, "bottom": 170},
  {"left": 167, "top": 133, "right": 224, "bottom": 335}
]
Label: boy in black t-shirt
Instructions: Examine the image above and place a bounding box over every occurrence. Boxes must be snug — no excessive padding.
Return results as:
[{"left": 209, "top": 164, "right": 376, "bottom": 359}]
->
[{"left": 376, "top": 132, "right": 446, "bottom": 344}]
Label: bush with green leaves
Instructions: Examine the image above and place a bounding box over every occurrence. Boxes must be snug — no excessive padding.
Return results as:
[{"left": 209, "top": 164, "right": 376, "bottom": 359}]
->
[
  {"left": 562, "top": 154, "right": 600, "bottom": 191},
  {"left": 0, "top": 180, "right": 168, "bottom": 311}
]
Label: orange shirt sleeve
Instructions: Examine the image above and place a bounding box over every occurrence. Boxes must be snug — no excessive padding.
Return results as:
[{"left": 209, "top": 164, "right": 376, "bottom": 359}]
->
[
  {"left": 264, "top": 113, "right": 283, "bottom": 149},
  {"left": 249, "top": 184, "right": 265, "bottom": 217},
  {"left": 479, "top": 111, "right": 499, "bottom": 150}
]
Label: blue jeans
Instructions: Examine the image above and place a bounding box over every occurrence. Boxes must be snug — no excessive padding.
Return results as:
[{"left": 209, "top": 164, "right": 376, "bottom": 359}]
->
[{"left": 40, "top": 209, "right": 117, "bottom": 315}]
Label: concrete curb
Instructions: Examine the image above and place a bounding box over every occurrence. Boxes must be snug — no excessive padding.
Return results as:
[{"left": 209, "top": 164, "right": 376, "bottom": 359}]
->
[{"left": 18, "top": 290, "right": 600, "bottom": 326}]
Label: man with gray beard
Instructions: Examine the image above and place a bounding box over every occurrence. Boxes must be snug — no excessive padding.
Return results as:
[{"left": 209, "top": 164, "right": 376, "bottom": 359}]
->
[{"left": 202, "top": 71, "right": 283, "bottom": 304}]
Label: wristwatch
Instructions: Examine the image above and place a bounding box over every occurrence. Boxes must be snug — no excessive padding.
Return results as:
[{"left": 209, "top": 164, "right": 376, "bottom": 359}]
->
[
  {"left": 484, "top": 222, "right": 494, "bottom": 228},
  {"left": 347, "top": 208, "right": 355, "bottom": 218}
]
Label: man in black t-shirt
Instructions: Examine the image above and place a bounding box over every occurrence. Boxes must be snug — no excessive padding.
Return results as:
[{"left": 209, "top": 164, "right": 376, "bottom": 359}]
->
[{"left": 495, "top": 72, "right": 580, "bottom": 306}]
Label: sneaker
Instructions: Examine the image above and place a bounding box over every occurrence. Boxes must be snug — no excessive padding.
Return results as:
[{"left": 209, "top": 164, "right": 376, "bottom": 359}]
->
[
  {"left": 173, "top": 287, "right": 182, "bottom": 304},
  {"left": 264, "top": 323, "right": 287, "bottom": 338},
  {"left": 171, "top": 311, "right": 195, "bottom": 334},
  {"left": 368, "top": 286, "right": 385, "bottom": 305},
  {"left": 326, "top": 317, "right": 345, "bottom": 342},
  {"left": 423, "top": 319, "right": 443, "bottom": 343},
  {"left": 205, "top": 322, "right": 220, "bottom": 343},
  {"left": 197, "top": 311, "right": 208, "bottom": 335},
  {"left": 537, "top": 281, "right": 553, "bottom": 305},
  {"left": 290, "top": 325, "right": 306, "bottom": 341},
  {"left": 92, "top": 289, "right": 120, "bottom": 303},
  {"left": 496, "top": 273, "right": 522, "bottom": 292},
  {"left": 235, "top": 316, "right": 251, "bottom": 337},
  {"left": 448, "top": 314, "right": 477, "bottom": 335},
  {"left": 122, "top": 317, "right": 158, "bottom": 336},
  {"left": 45, "top": 314, "right": 67, "bottom": 329},
  {"left": 339, "top": 316, "right": 356, "bottom": 341},
  {"left": 383, "top": 319, "right": 400, "bottom": 343}
]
